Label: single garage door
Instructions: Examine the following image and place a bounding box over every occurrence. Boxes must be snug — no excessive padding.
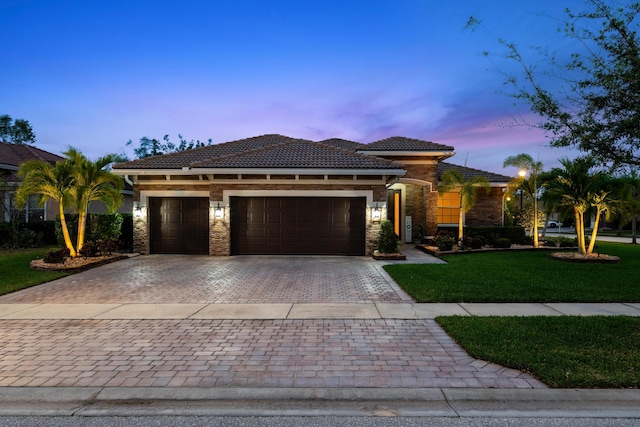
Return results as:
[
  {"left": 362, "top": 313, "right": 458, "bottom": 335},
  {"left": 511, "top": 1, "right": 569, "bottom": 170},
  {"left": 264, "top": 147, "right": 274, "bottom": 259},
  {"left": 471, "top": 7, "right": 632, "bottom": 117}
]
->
[
  {"left": 149, "top": 197, "right": 209, "bottom": 254},
  {"left": 231, "top": 197, "right": 365, "bottom": 255}
]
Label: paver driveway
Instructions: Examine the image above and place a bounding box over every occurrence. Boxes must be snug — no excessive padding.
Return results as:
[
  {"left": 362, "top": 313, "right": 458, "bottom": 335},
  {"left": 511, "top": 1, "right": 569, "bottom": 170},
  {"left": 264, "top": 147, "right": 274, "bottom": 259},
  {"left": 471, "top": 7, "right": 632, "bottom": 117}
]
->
[
  {"left": 0, "top": 253, "right": 546, "bottom": 389},
  {"left": 0, "top": 255, "right": 411, "bottom": 304}
]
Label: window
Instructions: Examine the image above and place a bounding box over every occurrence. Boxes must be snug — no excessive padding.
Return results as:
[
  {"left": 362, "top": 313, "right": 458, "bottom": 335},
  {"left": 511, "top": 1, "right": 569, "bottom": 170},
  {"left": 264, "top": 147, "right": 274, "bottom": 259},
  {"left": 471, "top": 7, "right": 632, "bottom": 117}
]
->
[
  {"left": 437, "top": 192, "right": 460, "bottom": 224},
  {"left": 6, "top": 193, "right": 45, "bottom": 222}
]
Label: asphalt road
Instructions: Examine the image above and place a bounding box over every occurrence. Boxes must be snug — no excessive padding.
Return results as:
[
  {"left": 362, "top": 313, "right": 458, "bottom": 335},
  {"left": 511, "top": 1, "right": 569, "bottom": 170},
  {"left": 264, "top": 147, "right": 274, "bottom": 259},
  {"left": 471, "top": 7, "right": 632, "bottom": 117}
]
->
[{"left": 0, "top": 416, "right": 639, "bottom": 427}]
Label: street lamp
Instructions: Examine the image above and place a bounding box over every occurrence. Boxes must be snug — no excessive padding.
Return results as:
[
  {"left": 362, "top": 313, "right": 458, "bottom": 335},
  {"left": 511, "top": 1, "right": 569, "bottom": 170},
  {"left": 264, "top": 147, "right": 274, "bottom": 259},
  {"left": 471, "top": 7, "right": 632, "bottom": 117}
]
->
[{"left": 518, "top": 169, "right": 526, "bottom": 211}]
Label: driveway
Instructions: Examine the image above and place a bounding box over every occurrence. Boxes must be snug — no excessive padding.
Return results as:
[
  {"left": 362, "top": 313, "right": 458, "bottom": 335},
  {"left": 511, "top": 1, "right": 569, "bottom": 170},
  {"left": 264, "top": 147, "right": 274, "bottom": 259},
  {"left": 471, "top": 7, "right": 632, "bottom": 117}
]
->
[
  {"left": 0, "top": 251, "right": 546, "bottom": 389},
  {"left": 0, "top": 255, "right": 413, "bottom": 304}
]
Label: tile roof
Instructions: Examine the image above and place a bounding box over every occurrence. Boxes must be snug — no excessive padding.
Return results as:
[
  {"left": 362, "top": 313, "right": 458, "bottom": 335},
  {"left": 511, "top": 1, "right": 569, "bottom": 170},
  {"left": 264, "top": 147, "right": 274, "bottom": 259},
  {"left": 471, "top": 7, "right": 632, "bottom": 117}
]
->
[
  {"left": 0, "top": 143, "right": 64, "bottom": 183},
  {"left": 0, "top": 142, "right": 63, "bottom": 167},
  {"left": 438, "top": 162, "right": 511, "bottom": 183},
  {"left": 361, "top": 136, "right": 454, "bottom": 152},
  {"left": 113, "top": 134, "right": 298, "bottom": 170},
  {"left": 191, "top": 139, "right": 403, "bottom": 170},
  {"left": 318, "top": 138, "right": 365, "bottom": 151}
]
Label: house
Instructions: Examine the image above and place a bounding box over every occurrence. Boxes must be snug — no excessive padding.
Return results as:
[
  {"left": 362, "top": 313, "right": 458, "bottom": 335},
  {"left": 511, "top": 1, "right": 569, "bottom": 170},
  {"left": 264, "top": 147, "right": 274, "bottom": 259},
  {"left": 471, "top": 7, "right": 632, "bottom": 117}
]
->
[
  {"left": 112, "top": 134, "right": 511, "bottom": 256},
  {"left": 0, "top": 142, "right": 63, "bottom": 222},
  {"left": 0, "top": 142, "right": 133, "bottom": 222}
]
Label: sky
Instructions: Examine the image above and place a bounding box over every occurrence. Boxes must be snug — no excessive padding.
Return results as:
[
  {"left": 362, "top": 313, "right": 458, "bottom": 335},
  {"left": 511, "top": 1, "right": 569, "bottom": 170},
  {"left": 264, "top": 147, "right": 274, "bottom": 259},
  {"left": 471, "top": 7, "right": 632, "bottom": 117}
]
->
[{"left": 1, "top": 0, "right": 587, "bottom": 174}]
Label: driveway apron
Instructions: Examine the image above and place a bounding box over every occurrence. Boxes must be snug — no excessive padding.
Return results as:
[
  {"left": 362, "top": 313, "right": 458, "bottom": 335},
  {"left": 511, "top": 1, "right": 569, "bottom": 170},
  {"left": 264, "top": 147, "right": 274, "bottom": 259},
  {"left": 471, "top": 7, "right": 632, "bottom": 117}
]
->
[{"left": 0, "top": 253, "right": 545, "bottom": 389}]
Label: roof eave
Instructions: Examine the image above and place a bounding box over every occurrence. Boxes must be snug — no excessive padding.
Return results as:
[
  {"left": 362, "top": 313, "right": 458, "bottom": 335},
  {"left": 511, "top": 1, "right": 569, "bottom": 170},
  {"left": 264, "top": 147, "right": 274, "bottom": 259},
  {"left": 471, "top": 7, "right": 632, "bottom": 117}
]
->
[
  {"left": 112, "top": 167, "right": 407, "bottom": 176},
  {"left": 357, "top": 151, "right": 455, "bottom": 158}
]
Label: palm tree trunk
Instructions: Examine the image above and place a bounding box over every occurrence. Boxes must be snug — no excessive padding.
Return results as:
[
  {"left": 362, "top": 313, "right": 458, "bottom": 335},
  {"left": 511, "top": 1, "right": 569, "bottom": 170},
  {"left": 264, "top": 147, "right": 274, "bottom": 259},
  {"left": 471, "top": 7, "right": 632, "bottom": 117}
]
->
[
  {"left": 58, "top": 203, "right": 77, "bottom": 257},
  {"left": 587, "top": 211, "right": 601, "bottom": 254},
  {"left": 76, "top": 208, "right": 87, "bottom": 254},
  {"left": 532, "top": 194, "right": 539, "bottom": 247},
  {"left": 575, "top": 208, "right": 586, "bottom": 255}
]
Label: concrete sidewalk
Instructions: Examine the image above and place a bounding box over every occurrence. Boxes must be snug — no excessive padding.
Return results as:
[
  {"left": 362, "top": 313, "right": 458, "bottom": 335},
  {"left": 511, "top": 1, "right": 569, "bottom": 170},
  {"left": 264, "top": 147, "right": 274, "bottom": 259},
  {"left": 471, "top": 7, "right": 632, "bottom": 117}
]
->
[{"left": 1, "top": 302, "right": 639, "bottom": 319}]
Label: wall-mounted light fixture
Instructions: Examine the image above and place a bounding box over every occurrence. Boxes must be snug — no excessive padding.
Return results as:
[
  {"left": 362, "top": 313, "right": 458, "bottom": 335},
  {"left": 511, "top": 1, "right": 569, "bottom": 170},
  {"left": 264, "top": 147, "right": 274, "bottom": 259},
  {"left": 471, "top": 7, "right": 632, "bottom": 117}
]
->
[
  {"left": 133, "top": 201, "right": 146, "bottom": 218},
  {"left": 212, "top": 202, "right": 224, "bottom": 219},
  {"left": 371, "top": 203, "right": 381, "bottom": 222}
]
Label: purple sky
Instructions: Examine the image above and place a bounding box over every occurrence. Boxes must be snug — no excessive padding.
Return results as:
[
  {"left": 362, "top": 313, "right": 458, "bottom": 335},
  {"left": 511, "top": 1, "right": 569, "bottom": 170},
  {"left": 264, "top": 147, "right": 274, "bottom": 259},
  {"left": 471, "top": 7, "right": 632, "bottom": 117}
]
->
[{"left": 1, "top": 0, "right": 584, "bottom": 174}]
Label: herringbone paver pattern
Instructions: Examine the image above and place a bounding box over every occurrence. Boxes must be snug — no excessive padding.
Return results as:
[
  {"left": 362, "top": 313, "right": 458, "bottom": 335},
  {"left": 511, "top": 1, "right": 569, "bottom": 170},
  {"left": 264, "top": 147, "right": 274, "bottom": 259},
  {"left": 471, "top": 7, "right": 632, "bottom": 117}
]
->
[{"left": 0, "top": 319, "right": 544, "bottom": 388}]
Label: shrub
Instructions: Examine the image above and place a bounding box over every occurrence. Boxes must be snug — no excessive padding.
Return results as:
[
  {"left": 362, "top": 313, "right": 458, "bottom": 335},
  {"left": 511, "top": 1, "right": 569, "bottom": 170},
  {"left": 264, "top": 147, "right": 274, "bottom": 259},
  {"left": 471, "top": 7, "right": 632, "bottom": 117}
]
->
[
  {"left": 559, "top": 238, "right": 575, "bottom": 248},
  {"left": 43, "top": 247, "right": 70, "bottom": 264},
  {"left": 377, "top": 220, "right": 400, "bottom": 253},
  {"left": 435, "top": 230, "right": 456, "bottom": 251},
  {"left": 119, "top": 214, "right": 133, "bottom": 251},
  {"left": 56, "top": 213, "right": 126, "bottom": 247},
  {"left": 97, "top": 238, "right": 118, "bottom": 256},
  {"left": 494, "top": 237, "right": 512, "bottom": 249},
  {"left": 466, "top": 226, "right": 527, "bottom": 245},
  {"left": 79, "top": 240, "right": 100, "bottom": 258},
  {"left": 470, "top": 237, "right": 485, "bottom": 249},
  {"left": 16, "top": 228, "right": 40, "bottom": 248}
]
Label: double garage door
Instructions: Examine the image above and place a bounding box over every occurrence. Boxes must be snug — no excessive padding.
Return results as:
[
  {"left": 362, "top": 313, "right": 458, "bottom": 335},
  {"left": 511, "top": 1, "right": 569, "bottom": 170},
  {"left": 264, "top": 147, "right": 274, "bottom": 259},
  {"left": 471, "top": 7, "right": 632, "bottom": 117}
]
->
[
  {"left": 231, "top": 197, "right": 366, "bottom": 255},
  {"left": 149, "top": 196, "right": 366, "bottom": 255}
]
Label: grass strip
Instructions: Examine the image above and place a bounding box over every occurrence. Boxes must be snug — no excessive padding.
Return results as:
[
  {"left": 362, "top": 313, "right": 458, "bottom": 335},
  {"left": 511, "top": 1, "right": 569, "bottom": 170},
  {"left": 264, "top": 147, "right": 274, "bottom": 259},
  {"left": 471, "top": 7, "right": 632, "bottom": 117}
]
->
[
  {"left": 385, "top": 242, "right": 640, "bottom": 302},
  {"left": 437, "top": 316, "right": 640, "bottom": 388},
  {"left": 0, "top": 248, "right": 68, "bottom": 296}
]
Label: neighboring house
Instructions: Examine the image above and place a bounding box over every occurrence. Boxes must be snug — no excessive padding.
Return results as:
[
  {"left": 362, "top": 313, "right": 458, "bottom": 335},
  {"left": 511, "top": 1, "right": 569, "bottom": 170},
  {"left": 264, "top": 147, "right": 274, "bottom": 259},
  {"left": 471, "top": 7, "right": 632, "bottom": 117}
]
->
[
  {"left": 0, "top": 142, "right": 133, "bottom": 222},
  {"left": 0, "top": 142, "right": 63, "bottom": 222},
  {"left": 112, "top": 134, "right": 511, "bottom": 256}
]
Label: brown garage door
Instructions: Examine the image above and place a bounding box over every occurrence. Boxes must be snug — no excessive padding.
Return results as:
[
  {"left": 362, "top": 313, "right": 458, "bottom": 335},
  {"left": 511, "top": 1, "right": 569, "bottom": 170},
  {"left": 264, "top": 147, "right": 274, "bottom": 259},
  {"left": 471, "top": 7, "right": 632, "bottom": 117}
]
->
[
  {"left": 149, "top": 197, "right": 209, "bottom": 254},
  {"left": 231, "top": 197, "right": 365, "bottom": 255}
]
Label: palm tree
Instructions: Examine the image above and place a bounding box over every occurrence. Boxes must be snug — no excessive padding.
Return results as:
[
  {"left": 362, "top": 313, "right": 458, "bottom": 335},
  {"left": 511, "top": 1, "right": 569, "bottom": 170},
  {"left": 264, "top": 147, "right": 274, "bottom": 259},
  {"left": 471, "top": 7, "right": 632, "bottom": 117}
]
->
[
  {"left": 610, "top": 172, "right": 640, "bottom": 244},
  {"left": 542, "top": 157, "right": 614, "bottom": 255},
  {"left": 64, "top": 148, "right": 123, "bottom": 253},
  {"left": 15, "top": 159, "right": 77, "bottom": 256},
  {"left": 503, "top": 154, "right": 544, "bottom": 247},
  {"left": 438, "top": 168, "right": 490, "bottom": 242}
]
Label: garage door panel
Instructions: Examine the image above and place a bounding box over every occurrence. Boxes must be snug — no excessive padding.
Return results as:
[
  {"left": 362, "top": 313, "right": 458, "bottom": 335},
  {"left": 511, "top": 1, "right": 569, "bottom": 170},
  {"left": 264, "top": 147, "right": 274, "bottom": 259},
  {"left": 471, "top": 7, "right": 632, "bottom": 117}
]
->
[
  {"left": 231, "top": 197, "right": 365, "bottom": 255},
  {"left": 150, "top": 197, "right": 209, "bottom": 255}
]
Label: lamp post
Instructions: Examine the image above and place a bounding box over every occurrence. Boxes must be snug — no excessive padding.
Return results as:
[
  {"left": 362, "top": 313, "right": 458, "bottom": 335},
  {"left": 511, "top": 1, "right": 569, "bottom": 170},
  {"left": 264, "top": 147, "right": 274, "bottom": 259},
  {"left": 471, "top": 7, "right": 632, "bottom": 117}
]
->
[{"left": 518, "top": 169, "right": 526, "bottom": 211}]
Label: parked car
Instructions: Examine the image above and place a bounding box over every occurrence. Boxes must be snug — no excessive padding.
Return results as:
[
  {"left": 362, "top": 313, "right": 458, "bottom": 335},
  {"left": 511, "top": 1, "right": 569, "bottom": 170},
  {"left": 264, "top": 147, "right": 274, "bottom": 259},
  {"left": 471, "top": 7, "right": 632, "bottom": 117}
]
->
[{"left": 546, "top": 220, "right": 562, "bottom": 228}]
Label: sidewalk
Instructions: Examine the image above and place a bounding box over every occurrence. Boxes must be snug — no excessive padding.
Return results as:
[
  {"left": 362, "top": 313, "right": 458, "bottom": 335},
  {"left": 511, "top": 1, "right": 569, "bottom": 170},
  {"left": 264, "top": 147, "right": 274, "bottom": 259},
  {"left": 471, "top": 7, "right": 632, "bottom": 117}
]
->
[{"left": 1, "top": 301, "right": 639, "bottom": 319}]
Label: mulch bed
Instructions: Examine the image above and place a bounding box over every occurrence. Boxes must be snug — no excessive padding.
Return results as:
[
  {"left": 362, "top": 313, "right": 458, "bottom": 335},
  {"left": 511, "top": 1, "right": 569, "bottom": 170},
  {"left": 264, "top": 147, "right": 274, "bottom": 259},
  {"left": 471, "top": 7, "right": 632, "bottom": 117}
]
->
[
  {"left": 548, "top": 252, "right": 621, "bottom": 264},
  {"left": 372, "top": 251, "right": 406, "bottom": 260},
  {"left": 30, "top": 254, "right": 130, "bottom": 273}
]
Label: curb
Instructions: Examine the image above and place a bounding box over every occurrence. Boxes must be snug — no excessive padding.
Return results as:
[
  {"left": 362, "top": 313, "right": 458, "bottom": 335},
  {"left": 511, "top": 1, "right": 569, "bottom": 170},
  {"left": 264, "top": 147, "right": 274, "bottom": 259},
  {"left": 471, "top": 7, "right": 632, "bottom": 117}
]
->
[{"left": 0, "top": 387, "right": 639, "bottom": 417}]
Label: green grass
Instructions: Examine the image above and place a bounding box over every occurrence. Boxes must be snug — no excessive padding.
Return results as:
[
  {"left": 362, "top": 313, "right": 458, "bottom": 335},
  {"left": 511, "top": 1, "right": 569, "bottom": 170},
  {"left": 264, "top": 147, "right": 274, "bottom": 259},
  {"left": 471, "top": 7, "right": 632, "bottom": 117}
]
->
[
  {"left": 437, "top": 316, "right": 640, "bottom": 388},
  {"left": 385, "top": 242, "right": 640, "bottom": 302},
  {"left": 0, "top": 248, "right": 68, "bottom": 296}
]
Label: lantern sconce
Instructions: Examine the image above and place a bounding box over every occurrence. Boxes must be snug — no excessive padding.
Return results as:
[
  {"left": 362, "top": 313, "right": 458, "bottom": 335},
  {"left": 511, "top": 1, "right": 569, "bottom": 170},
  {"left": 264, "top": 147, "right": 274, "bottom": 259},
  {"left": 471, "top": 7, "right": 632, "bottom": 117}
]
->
[
  {"left": 133, "top": 201, "right": 146, "bottom": 218},
  {"left": 211, "top": 201, "right": 224, "bottom": 219},
  {"left": 371, "top": 203, "right": 381, "bottom": 222}
]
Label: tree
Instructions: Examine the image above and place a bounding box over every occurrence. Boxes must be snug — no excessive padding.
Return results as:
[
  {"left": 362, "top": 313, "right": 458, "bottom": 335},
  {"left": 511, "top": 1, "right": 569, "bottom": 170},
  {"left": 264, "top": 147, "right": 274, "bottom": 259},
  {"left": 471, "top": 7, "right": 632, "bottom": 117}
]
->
[
  {"left": 0, "top": 114, "right": 36, "bottom": 144},
  {"left": 64, "top": 148, "right": 123, "bottom": 253},
  {"left": 504, "top": 153, "right": 544, "bottom": 247},
  {"left": 438, "top": 168, "right": 490, "bottom": 241},
  {"left": 15, "top": 148, "right": 123, "bottom": 256},
  {"left": 15, "top": 159, "right": 77, "bottom": 256},
  {"left": 611, "top": 171, "right": 640, "bottom": 243},
  {"left": 468, "top": 0, "right": 640, "bottom": 167},
  {"left": 542, "top": 157, "right": 615, "bottom": 255},
  {"left": 126, "top": 134, "right": 212, "bottom": 159}
]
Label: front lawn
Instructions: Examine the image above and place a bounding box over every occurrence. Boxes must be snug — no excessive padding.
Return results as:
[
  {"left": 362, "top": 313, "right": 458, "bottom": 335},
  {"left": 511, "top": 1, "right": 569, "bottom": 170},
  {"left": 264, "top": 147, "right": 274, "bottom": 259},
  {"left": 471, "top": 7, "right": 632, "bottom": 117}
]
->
[
  {"left": 385, "top": 242, "right": 640, "bottom": 302},
  {"left": 0, "top": 248, "right": 68, "bottom": 296},
  {"left": 437, "top": 316, "right": 640, "bottom": 388}
]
